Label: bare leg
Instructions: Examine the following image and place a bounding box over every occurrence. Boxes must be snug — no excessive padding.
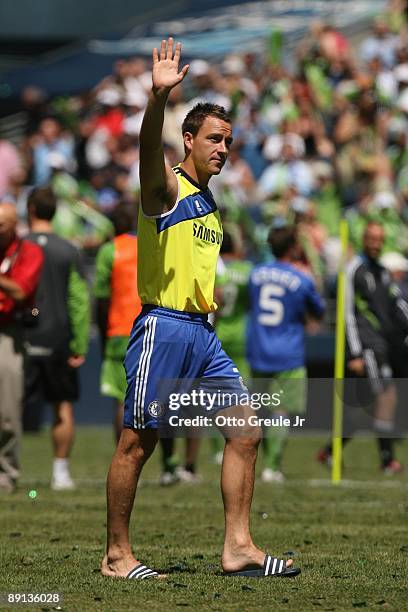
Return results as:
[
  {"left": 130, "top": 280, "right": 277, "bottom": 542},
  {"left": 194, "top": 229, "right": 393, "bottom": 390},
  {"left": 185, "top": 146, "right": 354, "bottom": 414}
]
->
[
  {"left": 101, "top": 427, "right": 158, "bottom": 577},
  {"left": 114, "top": 401, "right": 124, "bottom": 445},
  {"left": 52, "top": 401, "right": 74, "bottom": 458},
  {"left": 375, "top": 384, "right": 397, "bottom": 425},
  {"left": 219, "top": 405, "right": 293, "bottom": 572}
]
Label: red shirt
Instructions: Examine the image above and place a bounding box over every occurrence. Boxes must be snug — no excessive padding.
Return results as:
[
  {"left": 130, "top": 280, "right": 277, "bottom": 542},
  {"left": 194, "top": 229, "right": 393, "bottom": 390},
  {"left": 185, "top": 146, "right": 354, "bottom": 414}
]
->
[
  {"left": 95, "top": 109, "right": 125, "bottom": 138},
  {"left": 0, "top": 237, "right": 44, "bottom": 325}
]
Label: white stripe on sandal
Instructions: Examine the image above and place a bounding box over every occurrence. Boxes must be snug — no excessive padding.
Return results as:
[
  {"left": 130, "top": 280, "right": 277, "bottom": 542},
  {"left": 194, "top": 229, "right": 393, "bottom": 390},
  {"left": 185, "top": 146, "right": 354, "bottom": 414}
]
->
[{"left": 126, "top": 564, "right": 159, "bottom": 579}]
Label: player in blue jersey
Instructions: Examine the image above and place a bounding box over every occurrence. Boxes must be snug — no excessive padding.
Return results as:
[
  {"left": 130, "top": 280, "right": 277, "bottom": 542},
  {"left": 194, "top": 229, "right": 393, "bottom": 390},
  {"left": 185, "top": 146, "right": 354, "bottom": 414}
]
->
[
  {"left": 247, "top": 223, "right": 325, "bottom": 482},
  {"left": 101, "top": 39, "right": 299, "bottom": 581}
]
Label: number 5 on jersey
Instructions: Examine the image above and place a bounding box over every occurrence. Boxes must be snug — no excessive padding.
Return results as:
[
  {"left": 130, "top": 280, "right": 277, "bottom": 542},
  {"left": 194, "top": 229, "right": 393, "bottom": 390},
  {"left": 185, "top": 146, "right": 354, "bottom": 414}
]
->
[{"left": 258, "top": 283, "right": 285, "bottom": 326}]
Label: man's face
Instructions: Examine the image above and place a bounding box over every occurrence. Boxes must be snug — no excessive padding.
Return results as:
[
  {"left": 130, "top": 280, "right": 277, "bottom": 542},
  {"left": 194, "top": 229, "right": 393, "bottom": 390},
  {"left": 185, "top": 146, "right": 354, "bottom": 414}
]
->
[
  {"left": 40, "top": 118, "right": 60, "bottom": 143},
  {"left": 184, "top": 116, "right": 233, "bottom": 177},
  {"left": 363, "top": 224, "right": 384, "bottom": 260}
]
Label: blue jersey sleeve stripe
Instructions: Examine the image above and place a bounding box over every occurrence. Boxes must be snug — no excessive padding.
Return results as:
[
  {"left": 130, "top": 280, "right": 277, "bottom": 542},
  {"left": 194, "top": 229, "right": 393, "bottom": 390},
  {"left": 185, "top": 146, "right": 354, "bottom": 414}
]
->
[{"left": 155, "top": 192, "right": 217, "bottom": 233}]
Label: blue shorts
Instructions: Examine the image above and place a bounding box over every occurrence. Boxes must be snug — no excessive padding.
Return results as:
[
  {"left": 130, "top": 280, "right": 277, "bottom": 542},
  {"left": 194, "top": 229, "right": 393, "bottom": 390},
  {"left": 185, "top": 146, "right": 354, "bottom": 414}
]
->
[{"left": 123, "top": 305, "right": 246, "bottom": 429}]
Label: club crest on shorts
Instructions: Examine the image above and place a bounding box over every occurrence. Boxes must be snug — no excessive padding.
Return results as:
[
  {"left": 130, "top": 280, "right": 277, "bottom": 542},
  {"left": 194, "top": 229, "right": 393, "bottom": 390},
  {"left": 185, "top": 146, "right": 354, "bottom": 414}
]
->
[{"left": 148, "top": 400, "right": 165, "bottom": 418}]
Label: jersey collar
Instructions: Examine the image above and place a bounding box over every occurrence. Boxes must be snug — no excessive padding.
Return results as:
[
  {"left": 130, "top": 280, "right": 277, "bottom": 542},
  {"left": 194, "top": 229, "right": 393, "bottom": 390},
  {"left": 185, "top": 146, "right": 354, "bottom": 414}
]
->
[{"left": 177, "top": 164, "right": 208, "bottom": 192}]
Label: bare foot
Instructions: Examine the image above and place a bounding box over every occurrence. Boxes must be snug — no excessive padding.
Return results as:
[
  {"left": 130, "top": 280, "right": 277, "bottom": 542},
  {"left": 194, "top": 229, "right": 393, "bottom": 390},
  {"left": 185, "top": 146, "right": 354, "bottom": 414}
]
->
[
  {"left": 101, "top": 554, "right": 141, "bottom": 578},
  {"left": 222, "top": 546, "right": 293, "bottom": 573},
  {"left": 101, "top": 555, "right": 167, "bottom": 579}
]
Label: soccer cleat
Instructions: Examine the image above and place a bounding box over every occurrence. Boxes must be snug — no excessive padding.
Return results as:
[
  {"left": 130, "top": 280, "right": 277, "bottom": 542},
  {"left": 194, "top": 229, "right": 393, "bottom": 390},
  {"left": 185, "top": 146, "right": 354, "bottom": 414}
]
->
[
  {"left": 51, "top": 474, "right": 75, "bottom": 491},
  {"left": 175, "top": 466, "right": 202, "bottom": 484},
  {"left": 159, "top": 471, "right": 179, "bottom": 486},
  {"left": 382, "top": 459, "right": 403, "bottom": 475},
  {"left": 316, "top": 448, "right": 332, "bottom": 468},
  {"left": 261, "top": 468, "right": 285, "bottom": 483}
]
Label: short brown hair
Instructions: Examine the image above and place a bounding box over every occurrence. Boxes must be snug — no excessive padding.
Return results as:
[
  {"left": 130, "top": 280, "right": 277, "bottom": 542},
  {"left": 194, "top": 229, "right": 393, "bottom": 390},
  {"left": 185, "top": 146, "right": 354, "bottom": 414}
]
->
[
  {"left": 182, "top": 103, "right": 231, "bottom": 136},
  {"left": 27, "top": 187, "right": 57, "bottom": 221},
  {"left": 268, "top": 225, "right": 297, "bottom": 258}
]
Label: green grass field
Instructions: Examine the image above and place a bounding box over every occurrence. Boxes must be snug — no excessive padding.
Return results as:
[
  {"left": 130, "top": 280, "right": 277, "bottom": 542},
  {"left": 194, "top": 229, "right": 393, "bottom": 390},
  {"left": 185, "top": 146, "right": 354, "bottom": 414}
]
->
[{"left": 1, "top": 428, "right": 407, "bottom": 611}]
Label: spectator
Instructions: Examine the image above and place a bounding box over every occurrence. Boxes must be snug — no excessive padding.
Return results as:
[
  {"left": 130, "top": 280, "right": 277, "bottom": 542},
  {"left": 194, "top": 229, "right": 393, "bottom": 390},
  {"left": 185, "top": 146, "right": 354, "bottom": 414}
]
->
[
  {"left": 312, "top": 161, "right": 341, "bottom": 237},
  {"left": 258, "top": 140, "right": 315, "bottom": 198},
  {"left": 0, "top": 203, "right": 44, "bottom": 492},
  {"left": 1, "top": 166, "right": 32, "bottom": 229},
  {"left": 23, "top": 187, "right": 90, "bottom": 490},
  {"left": 19, "top": 86, "right": 48, "bottom": 137},
  {"left": 31, "top": 117, "right": 75, "bottom": 186},
  {"left": 360, "top": 18, "right": 399, "bottom": 69},
  {"left": 0, "top": 139, "right": 22, "bottom": 198},
  {"left": 186, "top": 60, "right": 230, "bottom": 109},
  {"left": 233, "top": 105, "right": 271, "bottom": 178},
  {"left": 211, "top": 142, "right": 256, "bottom": 206},
  {"left": 95, "top": 89, "right": 125, "bottom": 138},
  {"left": 94, "top": 205, "right": 140, "bottom": 442},
  {"left": 290, "top": 197, "right": 325, "bottom": 288}
]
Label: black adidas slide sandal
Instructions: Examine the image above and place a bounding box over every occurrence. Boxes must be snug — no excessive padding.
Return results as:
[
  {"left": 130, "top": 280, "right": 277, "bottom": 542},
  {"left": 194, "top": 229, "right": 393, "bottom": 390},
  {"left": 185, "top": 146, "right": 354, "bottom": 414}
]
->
[{"left": 223, "top": 554, "right": 300, "bottom": 578}]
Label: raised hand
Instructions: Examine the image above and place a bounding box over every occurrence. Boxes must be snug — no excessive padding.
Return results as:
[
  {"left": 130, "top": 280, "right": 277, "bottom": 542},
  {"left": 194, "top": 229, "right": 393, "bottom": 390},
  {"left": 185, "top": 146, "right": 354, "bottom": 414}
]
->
[{"left": 152, "top": 37, "right": 189, "bottom": 93}]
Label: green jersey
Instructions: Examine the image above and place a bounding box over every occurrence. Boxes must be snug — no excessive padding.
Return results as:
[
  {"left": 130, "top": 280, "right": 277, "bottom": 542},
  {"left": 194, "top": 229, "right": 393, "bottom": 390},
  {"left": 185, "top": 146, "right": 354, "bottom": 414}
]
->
[{"left": 216, "top": 259, "right": 252, "bottom": 353}]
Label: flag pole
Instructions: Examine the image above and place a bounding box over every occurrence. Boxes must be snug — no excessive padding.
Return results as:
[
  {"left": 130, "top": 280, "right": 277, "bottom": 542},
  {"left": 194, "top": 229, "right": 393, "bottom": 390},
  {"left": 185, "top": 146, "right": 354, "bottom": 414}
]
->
[{"left": 331, "top": 219, "right": 349, "bottom": 484}]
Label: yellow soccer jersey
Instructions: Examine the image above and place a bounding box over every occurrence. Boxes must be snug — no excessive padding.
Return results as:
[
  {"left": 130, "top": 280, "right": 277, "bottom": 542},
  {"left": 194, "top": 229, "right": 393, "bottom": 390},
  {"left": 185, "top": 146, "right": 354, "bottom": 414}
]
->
[{"left": 137, "top": 165, "right": 223, "bottom": 313}]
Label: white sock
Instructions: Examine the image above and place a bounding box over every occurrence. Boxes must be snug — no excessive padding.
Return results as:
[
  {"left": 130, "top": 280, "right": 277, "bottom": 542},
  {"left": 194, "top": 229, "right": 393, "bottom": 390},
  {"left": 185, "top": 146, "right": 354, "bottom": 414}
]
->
[
  {"left": 53, "top": 458, "right": 70, "bottom": 480},
  {"left": 373, "top": 418, "right": 394, "bottom": 433}
]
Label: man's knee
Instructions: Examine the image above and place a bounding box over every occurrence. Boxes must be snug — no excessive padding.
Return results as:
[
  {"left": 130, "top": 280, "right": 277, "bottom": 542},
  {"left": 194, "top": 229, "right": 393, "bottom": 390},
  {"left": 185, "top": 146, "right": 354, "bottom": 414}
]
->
[
  {"left": 118, "top": 427, "right": 158, "bottom": 463},
  {"left": 226, "top": 427, "right": 262, "bottom": 452}
]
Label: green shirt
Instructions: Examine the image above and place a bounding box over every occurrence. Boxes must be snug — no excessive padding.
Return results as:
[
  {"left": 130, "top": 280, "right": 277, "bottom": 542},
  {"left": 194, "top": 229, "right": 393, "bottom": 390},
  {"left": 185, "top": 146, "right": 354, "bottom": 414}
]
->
[
  {"left": 53, "top": 199, "right": 114, "bottom": 244},
  {"left": 216, "top": 259, "right": 252, "bottom": 351}
]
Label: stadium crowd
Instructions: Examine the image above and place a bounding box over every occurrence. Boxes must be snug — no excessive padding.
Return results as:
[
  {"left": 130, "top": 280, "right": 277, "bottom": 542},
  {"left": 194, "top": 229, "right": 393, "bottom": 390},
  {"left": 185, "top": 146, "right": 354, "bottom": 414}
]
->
[
  {"left": 1, "top": 1, "right": 408, "bottom": 490},
  {"left": 0, "top": 1, "right": 407, "bottom": 277}
]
